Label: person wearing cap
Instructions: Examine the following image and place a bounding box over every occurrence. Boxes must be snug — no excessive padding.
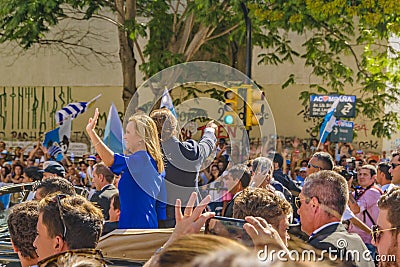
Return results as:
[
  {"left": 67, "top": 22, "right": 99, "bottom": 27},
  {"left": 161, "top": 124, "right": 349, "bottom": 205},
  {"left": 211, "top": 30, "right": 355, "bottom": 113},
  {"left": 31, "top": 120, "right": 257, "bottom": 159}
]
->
[
  {"left": 0, "top": 149, "right": 9, "bottom": 166},
  {"left": 85, "top": 155, "right": 96, "bottom": 186},
  {"left": 296, "top": 167, "right": 307, "bottom": 187},
  {"left": 39, "top": 161, "right": 66, "bottom": 179}
]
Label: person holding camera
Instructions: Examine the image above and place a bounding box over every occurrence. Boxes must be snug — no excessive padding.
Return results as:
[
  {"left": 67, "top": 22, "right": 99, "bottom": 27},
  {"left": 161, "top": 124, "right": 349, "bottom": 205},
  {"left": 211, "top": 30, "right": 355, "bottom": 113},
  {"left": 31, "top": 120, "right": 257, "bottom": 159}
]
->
[{"left": 348, "top": 164, "right": 382, "bottom": 261}]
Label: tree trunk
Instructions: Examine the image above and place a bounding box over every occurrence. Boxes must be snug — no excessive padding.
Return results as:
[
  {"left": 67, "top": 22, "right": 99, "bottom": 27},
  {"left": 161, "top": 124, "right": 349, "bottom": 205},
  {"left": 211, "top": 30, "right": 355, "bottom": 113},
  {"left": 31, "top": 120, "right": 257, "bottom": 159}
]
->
[{"left": 115, "top": 0, "right": 137, "bottom": 112}]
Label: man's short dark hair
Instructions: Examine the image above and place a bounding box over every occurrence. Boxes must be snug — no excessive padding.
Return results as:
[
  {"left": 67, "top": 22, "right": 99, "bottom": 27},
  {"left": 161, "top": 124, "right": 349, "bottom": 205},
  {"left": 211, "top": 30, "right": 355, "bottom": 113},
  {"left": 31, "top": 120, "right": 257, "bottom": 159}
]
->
[
  {"left": 35, "top": 177, "right": 76, "bottom": 199},
  {"left": 377, "top": 162, "right": 391, "bottom": 181},
  {"left": 228, "top": 164, "right": 251, "bottom": 188},
  {"left": 302, "top": 170, "right": 348, "bottom": 218},
  {"left": 361, "top": 164, "right": 377, "bottom": 177},
  {"left": 272, "top": 153, "right": 284, "bottom": 169},
  {"left": 94, "top": 163, "right": 114, "bottom": 184},
  {"left": 38, "top": 194, "right": 104, "bottom": 250},
  {"left": 312, "top": 152, "right": 334, "bottom": 170},
  {"left": 111, "top": 193, "right": 120, "bottom": 210},
  {"left": 24, "top": 166, "right": 43, "bottom": 181},
  {"left": 7, "top": 201, "right": 39, "bottom": 259}
]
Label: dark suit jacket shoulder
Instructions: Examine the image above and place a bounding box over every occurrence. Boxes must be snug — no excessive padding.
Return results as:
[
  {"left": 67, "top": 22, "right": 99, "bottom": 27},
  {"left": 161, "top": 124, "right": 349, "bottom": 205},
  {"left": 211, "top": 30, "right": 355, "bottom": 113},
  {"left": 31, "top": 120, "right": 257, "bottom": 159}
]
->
[
  {"left": 90, "top": 184, "right": 118, "bottom": 220},
  {"left": 308, "top": 223, "right": 374, "bottom": 267}
]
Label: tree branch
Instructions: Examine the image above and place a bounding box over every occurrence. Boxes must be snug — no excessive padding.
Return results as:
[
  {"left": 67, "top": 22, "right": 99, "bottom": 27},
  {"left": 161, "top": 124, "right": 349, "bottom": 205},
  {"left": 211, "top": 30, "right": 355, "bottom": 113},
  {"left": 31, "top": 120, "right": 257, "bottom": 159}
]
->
[{"left": 204, "top": 24, "right": 239, "bottom": 42}]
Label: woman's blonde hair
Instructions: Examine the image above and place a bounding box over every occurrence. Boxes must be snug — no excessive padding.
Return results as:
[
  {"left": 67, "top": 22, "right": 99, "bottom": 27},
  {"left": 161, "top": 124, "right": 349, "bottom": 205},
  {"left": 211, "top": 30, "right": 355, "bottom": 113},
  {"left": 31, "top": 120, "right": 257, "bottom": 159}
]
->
[
  {"left": 128, "top": 114, "right": 164, "bottom": 173},
  {"left": 156, "top": 234, "right": 249, "bottom": 267}
]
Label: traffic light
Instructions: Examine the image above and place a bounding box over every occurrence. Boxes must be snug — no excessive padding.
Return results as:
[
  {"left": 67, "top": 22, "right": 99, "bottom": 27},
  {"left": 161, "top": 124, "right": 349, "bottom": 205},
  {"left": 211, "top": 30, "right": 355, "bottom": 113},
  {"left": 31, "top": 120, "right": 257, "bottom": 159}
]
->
[
  {"left": 223, "top": 88, "right": 238, "bottom": 125},
  {"left": 245, "top": 88, "right": 265, "bottom": 127}
]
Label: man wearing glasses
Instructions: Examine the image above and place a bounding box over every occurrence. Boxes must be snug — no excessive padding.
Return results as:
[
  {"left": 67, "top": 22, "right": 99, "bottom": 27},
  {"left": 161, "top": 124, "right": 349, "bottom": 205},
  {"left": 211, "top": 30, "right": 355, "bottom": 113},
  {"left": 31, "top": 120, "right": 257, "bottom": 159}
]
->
[
  {"left": 306, "top": 151, "right": 334, "bottom": 176},
  {"left": 387, "top": 151, "right": 400, "bottom": 192},
  {"left": 33, "top": 194, "right": 104, "bottom": 262},
  {"left": 373, "top": 186, "right": 400, "bottom": 265},
  {"left": 296, "top": 170, "right": 373, "bottom": 266}
]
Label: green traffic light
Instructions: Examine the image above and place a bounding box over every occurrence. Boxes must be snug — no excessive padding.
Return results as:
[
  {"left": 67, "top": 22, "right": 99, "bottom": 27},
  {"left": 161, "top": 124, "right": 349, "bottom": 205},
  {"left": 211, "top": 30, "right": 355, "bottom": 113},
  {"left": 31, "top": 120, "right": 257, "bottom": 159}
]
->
[{"left": 224, "top": 115, "right": 234, "bottom": 124}]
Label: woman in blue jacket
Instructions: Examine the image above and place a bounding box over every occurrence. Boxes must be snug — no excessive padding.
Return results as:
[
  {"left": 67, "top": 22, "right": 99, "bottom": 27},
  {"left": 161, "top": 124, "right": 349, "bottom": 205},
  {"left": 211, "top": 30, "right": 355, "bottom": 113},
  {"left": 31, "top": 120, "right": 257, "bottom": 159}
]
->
[{"left": 86, "top": 108, "right": 164, "bottom": 229}]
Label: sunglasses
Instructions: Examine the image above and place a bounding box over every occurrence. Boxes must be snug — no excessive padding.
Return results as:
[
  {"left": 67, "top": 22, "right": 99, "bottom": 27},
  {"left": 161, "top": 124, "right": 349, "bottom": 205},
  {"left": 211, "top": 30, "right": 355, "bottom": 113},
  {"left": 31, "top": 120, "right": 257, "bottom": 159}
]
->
[
  {"left": 390, "top": 163, "right": 400, "bottom": 169},
  {"left": 37, "top": 249, "right": 107, "bottom": 267},
  {"left": 307, "top": 163, "right": 322, "bottom": 169},
  {"left": 50, "top": 194, "right": 68, "bottom": 240},
  {"left": 371, "top": 225, "right": 399, "bottom": 244},
  {"left": 295, "top": 196, "right": 317, "bottom": 209}
]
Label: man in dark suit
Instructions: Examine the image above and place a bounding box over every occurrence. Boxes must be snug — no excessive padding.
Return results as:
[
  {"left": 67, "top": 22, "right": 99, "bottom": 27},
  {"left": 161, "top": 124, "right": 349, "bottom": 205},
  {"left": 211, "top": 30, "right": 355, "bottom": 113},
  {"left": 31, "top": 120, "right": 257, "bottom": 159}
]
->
[
  {"left": 102, "top": 192, "right": 120, "bottom": 236},
  {"left": 297, "top": 170, "right": 374, "bottom": 266},
  {"left": 90, "top": 163, "right": 118, "bottom": 220}
]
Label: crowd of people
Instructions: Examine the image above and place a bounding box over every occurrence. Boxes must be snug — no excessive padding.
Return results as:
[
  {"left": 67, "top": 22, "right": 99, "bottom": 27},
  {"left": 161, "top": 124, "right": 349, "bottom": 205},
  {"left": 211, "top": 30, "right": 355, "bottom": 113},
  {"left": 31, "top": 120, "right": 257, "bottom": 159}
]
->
[{"left": 0, "top": 107, "right": 399, "bottom": 266}]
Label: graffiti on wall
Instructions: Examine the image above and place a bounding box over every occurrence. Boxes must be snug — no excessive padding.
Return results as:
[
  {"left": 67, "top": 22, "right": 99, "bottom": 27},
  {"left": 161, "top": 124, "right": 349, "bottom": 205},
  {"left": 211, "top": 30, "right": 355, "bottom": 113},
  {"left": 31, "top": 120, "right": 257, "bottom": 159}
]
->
[
  {"left": 0, "top": 86, "right": 74, "bottom": 132},
  {"left": 0, "top": 86, "right": 126, "bottom": 144}
]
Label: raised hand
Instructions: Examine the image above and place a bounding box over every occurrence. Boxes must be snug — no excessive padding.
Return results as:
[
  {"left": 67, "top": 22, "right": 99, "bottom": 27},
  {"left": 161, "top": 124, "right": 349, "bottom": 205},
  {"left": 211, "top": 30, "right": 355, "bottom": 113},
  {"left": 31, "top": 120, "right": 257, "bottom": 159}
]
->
[
  {"left": 86, "top": 108, "right": 99, "bottom": 133},
  {"left": 243, "top": 216, "right": 288, "bottom": 252},
  {"left": 164, "top": 192, "right": 215, "bottom": 248},
  {"left": 206, "top": 120, "right": 218, "bottom": 131}
]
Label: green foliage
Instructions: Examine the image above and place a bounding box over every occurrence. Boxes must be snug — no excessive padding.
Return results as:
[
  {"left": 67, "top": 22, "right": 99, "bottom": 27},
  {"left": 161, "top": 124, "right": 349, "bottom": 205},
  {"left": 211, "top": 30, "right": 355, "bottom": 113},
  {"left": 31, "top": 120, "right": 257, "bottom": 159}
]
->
[
  {"left": 250, "top": 0, "right": 400, "bottom": 138},
  {"left": 0, "top": 0, "right": 111, "bottom": 48}
]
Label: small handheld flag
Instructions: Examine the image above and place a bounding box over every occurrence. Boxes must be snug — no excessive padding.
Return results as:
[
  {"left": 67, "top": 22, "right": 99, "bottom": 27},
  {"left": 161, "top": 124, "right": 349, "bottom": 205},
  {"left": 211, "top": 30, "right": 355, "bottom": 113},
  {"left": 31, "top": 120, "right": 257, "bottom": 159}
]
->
[{"left": 55, "top": 94, "right": 101, "bottom": 125}]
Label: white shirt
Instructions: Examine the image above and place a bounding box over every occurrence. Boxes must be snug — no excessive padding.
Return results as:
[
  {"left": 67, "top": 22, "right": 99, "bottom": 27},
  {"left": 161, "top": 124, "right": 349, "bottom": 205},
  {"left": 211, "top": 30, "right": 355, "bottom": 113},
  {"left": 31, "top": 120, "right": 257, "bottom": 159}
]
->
[
  {"left": 341, "top": 205, "right": 355, "bottom": 221},
  {"left": 309, "top": 221, "right": 340, "bottom": 239},
  {"left": 385, "top": 183, "right": 399, "bottom": 193}
]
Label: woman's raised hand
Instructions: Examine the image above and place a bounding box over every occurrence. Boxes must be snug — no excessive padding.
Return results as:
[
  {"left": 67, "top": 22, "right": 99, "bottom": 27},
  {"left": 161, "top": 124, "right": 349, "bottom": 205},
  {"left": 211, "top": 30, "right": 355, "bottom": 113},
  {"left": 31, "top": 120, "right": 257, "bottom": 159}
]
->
[{"left": 86, "top": 108, "right": 99, "bottom": 133}]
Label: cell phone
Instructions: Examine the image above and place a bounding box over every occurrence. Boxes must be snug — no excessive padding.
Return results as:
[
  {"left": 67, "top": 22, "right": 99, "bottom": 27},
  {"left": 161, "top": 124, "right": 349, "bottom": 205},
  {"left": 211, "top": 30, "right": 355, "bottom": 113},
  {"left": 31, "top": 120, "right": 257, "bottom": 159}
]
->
[{"left": 204, "top": 216, "right": 253, "bottom": 247}]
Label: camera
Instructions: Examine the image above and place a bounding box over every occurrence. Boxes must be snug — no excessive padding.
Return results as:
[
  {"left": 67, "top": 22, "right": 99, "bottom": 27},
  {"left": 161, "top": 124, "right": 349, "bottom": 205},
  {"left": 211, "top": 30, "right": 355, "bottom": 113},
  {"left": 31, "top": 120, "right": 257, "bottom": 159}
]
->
[
  {"left": 339, "top": 169, "right": 357, "bottom": 181},
  {"left": 345, "top": 157, "right": 356, "bottom": 170}
]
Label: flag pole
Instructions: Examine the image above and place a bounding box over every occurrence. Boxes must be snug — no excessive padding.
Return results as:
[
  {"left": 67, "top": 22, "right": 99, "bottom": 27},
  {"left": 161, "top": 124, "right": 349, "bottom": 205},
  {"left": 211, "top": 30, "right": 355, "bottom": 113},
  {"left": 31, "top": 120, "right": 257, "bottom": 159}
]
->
[
  {"left": 88, "top": 94, "right": 102, "bottom": 107},
  {"left": 317, "top": 126, "right": 328, "bottom": 151}
]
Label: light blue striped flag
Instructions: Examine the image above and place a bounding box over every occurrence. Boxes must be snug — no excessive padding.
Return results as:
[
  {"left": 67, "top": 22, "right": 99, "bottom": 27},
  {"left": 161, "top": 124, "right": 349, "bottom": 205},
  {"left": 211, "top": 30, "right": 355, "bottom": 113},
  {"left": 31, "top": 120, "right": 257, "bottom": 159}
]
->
[
  {"left": 319, "top": 98, "right": 340, "bottom": 144},
  {"left": 55, "top": 94, "right": 101, "bottom": 125},
  {"left": 160, "top": 88, "right": 177, "bottom": 117},
  {"left": 103, "top": 103, "right": 124, "bottom": 154}
]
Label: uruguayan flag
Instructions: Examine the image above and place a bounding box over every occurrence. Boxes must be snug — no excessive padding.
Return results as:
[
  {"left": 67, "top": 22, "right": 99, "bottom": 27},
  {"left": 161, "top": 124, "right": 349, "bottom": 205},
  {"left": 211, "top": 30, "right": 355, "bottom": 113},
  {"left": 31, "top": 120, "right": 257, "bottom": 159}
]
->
[
  {"left": 43, "top": 117, "right": 72, "bottom": 160},
  {"left": 55, "top": 94, "right": 101, "bottom": 125},
  {"left": 160, "top": 89, "right": 177, "bottom": 117},
  {"left": 319, "top": 98, "right": 340, "bottom": 144}
]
